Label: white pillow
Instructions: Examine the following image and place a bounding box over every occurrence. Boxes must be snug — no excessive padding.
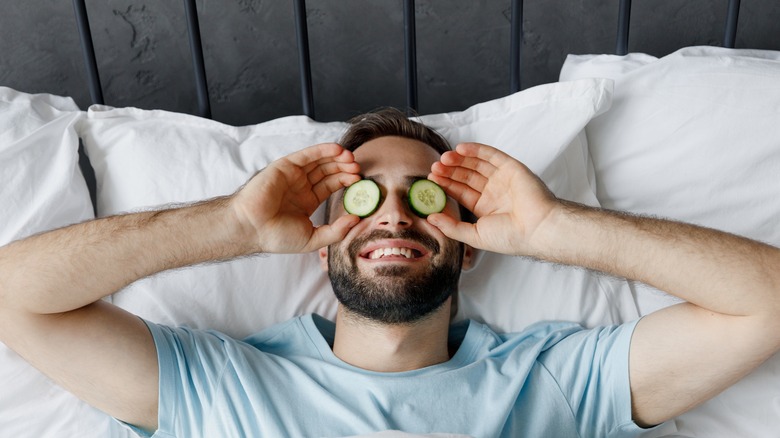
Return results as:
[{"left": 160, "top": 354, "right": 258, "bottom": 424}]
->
[
  {"left": 561, "top": 47, "right": 780, "bottom": 245},
  {"left": 79, "top": 78, "right": 640, "bottom": 339},
  {"left": 561, "top": 46, "right": 780, "bottom": 313},
  {"left": 0, "top": 88, "right": 132, "bottom": 438},
  {"left": 560, "top": 46, "right": 780, "bottom": 438},
  {"left": 0, "top": 88, "right": 92, "bottom": 242}
]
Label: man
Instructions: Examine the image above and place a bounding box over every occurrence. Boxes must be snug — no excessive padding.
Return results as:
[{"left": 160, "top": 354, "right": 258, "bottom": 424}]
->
[{"left": 1, "top": 108, "right": 779, "bottom": 437}]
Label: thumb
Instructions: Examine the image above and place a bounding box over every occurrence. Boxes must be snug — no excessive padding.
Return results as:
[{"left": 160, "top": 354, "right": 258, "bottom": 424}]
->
[
  {"left": 427, "top": 213, "right": 477, "bottom": 247},
  {"left": 306, "top": 215, "right": 360, "bottom": 251}
]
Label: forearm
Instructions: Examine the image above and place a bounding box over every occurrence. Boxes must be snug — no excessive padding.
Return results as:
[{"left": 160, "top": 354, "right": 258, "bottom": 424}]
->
[
  {"left": 0, "top": 196, "right": 257, "bottom": 315},
  {"left": 533, "top": 201, "right": 780, "bottom": 319}
]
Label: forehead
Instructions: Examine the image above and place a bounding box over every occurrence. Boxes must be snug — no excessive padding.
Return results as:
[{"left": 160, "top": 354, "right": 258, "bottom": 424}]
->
[{"left": 353, "top": 136, "right": 442, "bottom": 177}]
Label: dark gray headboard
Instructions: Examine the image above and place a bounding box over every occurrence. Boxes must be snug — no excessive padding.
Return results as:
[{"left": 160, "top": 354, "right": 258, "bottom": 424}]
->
[{"left": 5, "top": 0, "right": 778, "bottom": 125}]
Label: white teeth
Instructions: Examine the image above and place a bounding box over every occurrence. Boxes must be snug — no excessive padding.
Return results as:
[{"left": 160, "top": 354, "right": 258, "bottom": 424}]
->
[{"left": 368, "top": 247, "right": 416, "bottom": 259}]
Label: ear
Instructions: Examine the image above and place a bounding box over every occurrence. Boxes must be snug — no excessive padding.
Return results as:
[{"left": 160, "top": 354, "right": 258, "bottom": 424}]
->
[
  {"left": 318, "top": 246, "right": 329, "bottom": 272},
  {"left": 461, "top": 244, "right": 475, "bottom": 271}
]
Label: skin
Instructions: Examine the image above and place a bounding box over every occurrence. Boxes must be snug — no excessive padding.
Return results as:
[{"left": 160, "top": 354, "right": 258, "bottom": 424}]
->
[
  {"left": 429, "top": 142, "right": 780, "bottom": 426},
  {"left": 319, "top": 136, "right": 472, "bottom": 372},
  {"left": 0, "top": 138, "right": 779, "bottom": 432}
]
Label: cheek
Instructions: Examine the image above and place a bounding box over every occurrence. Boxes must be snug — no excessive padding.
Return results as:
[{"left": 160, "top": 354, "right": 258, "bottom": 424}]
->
[{"left": 327, "top": 241, "right": 353, "bottom": 274}]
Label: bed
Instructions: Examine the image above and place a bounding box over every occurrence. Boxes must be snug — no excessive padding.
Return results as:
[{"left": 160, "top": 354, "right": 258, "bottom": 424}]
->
[{"left": 1, "top": 1, "right": 779, "bottom": 437}]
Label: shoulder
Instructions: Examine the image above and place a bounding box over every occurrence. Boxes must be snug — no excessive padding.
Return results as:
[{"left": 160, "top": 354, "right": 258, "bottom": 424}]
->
[
  {"left": 466, "top": 318, "right": 640, "bottom": 386},
  {"left": 467, "top": 319, "right": 587, "bottom": 355},
  {"left": 531, "top": 320, "right": 645, "bottom": 438},
  {"left": 467, "top": 319, "right": 647, "bottom": 438},
  {"left": 143, "top": 315, "right": 316, "bottom": 370},
  {"left": 143, "top": 316, "right": 319, "bottom": 436},
  {"left": 450, "top": 319, "right": 594, "bottom": 372},
  {"left": 536, "top": 319, "right": 640, "bottom": 364}
]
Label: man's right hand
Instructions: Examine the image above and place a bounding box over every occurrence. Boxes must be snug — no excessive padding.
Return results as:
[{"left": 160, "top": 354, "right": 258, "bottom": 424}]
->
[
  {"left": 429, "top": 141, "right": 780, "bottom": 428},
  {"left": 0, "top": 142, "right": 362, "bottom": 433},
  {"left": 232, "top": 142, "right": 362, "bottom": 254}
]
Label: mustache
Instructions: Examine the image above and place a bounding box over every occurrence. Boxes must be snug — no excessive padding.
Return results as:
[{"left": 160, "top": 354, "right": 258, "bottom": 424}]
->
[{"left": 347, "top": 229, "right": 441, "bottom": 260}]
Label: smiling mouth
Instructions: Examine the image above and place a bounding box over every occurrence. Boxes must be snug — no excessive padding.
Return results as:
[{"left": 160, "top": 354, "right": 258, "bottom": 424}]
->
[
  {"left": 365, "top": 247, "right": 424, "bottom": 260},
  {"left": 348, "top": 230, "right": 439, "bottom": 264}
]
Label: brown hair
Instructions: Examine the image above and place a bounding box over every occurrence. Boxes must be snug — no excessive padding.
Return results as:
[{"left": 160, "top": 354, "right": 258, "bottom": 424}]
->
[{"left": 339, "top": 107, "right": 452, "bottom": 155}]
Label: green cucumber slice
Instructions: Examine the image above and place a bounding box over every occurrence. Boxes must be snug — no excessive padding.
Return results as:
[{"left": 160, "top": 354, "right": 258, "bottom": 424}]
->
[
  {"left": 408, "top": 179, "right": 446, "bottom": 217},
  {"left": 343, "top": 179, "right": 381, "bottom": 217}
]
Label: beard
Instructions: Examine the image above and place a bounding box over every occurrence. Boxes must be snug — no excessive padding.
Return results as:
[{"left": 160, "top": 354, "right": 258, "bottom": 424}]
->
[{"left": 327, "top": 228, "right": 463, "bottom": 325}]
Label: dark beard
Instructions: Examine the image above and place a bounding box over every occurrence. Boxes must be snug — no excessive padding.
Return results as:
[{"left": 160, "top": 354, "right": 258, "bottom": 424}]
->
[{"left": 327, "top": 229, "right": 463, "bottom": 325}]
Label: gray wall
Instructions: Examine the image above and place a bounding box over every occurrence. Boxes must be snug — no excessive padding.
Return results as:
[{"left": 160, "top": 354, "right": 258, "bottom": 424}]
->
[{"left": 4, "top": 0, "right": 779, "bottom": 126}]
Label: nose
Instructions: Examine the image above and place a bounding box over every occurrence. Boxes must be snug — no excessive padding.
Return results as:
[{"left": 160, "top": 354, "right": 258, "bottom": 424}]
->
[{"left": 373, "top": 191, "right": 414, "bottom": 230}]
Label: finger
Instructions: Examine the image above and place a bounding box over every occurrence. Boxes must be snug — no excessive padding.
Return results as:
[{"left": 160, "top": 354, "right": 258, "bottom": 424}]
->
[
  {"left": 286, "top": 143, "right": 347, "bottom": 168},
  {"left": 306, "top": 214, "right": 360, "bottom": 251},
  {"left": 311, "top": 172, "right": 361, "bottom": 205},
  {"left": 306, "top": 161, "right": 361, "bottom": 186},
  {"left": 331, "top": 146, "right": 356, "bottom": 163},
  {"left": 438, "top": 151, "right": 498, "bottom": 181},
  {"left": 455, "top": 142, "right": 524, "bottom": 172},
  {"left": 426, "top": 214, "right": 479, "bottom": 248},
  {"left": 430, "top": 161, "right": 488, "bottom": 193},
  {"left": 454, "top": 142, "right": 510, "bottom": 164},
  {"left": 301, "top": 150, "right": 358, "bottom": 174},
  {"left": 428, "top": 173, "right": 483, "bottom": 213}
]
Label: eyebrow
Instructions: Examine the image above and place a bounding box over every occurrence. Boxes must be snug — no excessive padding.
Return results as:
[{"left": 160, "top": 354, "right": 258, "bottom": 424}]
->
[{"left": 364, "top": 174, "right": 427, "bottom": 186}]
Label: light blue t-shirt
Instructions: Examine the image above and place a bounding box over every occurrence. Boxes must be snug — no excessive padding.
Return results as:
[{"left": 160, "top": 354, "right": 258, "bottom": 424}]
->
[{"left": 134, "top": 315, "right": 648, "bottom": 438}]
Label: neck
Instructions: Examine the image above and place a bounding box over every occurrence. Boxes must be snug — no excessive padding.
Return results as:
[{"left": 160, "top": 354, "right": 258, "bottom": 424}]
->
[{"left": 332, "top": 300, "right": 452, "bottom": 372}]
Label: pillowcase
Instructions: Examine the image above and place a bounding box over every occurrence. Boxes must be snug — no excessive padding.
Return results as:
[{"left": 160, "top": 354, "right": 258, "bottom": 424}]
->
[
  {"left": 561, "top": 47, "right": 780, "bottom": 244},
  {"left": 0, "top": 88, "right": 93, "bottom": 242},
  {"left": 560, "top": 46, "right": 780, "bottom": 438},
  {"left": 561, "top": 46, "right": 780, "bottom": 313},
  {"left": 0, "top": 88, "right": 129, "bottom": 438},
  {"left": 79, "top": 78, "right": 640, "bottom": 339}
]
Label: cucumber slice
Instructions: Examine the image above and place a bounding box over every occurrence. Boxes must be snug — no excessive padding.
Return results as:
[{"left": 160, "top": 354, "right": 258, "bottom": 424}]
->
[
  {"left": 343, "top": 179, "right": 381, "bottom": 217},
  {"left": 408, "top": 179, "right": 446, "bottom": 217}
]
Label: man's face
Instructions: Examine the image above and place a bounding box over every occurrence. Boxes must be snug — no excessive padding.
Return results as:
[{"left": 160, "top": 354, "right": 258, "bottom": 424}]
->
[{"left": 322, "top": 136, "right": 465, "bottom": 324}]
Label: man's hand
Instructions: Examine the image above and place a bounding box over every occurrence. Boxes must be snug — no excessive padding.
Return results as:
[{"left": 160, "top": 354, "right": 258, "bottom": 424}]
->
[
  {"left": 233, "top": 143, "right": 361, "bottom": 254},
  {"left": 427, "top": 142, "right": 558, "bottom": 257},
  {"left": 0, "top": 142, "right": 362, "bottom": 432},
  {"left": 430, "top": 141, "right": 780, "bottom": 427}
]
